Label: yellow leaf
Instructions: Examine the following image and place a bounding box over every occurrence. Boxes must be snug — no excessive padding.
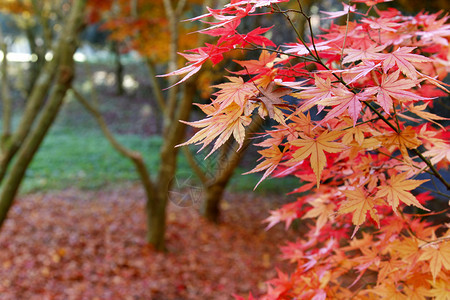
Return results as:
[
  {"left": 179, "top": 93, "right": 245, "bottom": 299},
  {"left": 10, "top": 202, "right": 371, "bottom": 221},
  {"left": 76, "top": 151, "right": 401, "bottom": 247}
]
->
[
  {"left": 377, "top": 259, "right": 404, "bottom": 286},
  {"left": 403, "top": 285, "right": 429, "bottom": 300},
  {"left": 302, "top": 194, "right": 336, "bottom": 235},
  {"left": 376, "top": 172, "right": 429, "bottom": 212},
  {"left": 178, "top": 103, "right": 251, "bottom": 157},
  {"left": 289, "top": 130, "right": 344, "bottom": 187},
  {"left": 426, "top": 276, "right": 450, "bottom": 300},
  {"left": 372, "top": 283, "right": 409, "bottom": 300},
  {"left": 243, "top": 145, "right": 284, "bottom": 188},
  {"left": 390, "top": 237, "right": 419, "bottom": 262},
  {"left": 338, "top": 188, "right": 379, "bottom": 236},
  {"left": 376, "top": 126, "right": 421, "bottom": 161},
  {"left": 407, "top": 103, "right": 449, "bottom": 129},
  {"left": 419, "top": 241, "right": 450, "bottom": 281},
  {"left": 342, "top": 124, "right": 365, "bottom": 146}
]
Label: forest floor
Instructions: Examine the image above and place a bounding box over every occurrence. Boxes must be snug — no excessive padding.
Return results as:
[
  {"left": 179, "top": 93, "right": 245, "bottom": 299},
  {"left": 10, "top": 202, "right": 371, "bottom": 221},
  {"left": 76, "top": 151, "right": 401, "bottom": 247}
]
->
[{"left": 0, "top": 184, "right": 297, "bottom": 299}]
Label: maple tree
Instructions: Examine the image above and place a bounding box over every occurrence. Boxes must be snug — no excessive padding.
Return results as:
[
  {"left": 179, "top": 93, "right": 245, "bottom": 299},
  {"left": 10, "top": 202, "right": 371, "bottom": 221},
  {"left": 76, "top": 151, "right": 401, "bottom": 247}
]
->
[{"left": 166, "top": 0, "right": 450, "bottom": 298}]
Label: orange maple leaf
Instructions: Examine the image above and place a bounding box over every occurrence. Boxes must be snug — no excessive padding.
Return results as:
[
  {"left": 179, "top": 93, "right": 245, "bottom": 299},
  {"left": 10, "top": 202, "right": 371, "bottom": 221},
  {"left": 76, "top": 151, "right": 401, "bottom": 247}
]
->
[
  {"left": 178, "top": 103, "right": 251, "bottom": 156},
  {"left": 213, "top": 76, "right": 257, "bottom": 111},
  {"left": 377, "top": 259, "right": 405, "bottom": 286},
  {"left": 426, "top": 276, "right": 450, "bottom": 299},
  {"left": 376, "top": 126, "right": 421, "bottom": 161},
  {"left": 376, "top": 172, "right": 429, "bottom": 213},
  {"left": 341, "top": 117, "right": 366, "bottom": 145},
  {"left": 419, "top": 241, "right": 450, "bottom": 281},
  {"left": 403, "top": 274, "right": 433, "bottom": 300},
  {"left": 390, "top": 237, "right": 420, "bottom": 263},
  {"left": 292, "top": 74, "right": 333, "bottom": 112},
  {"left": 289, "top": 130, "right": 344, "bottom": 187},
  {"left": 257, "top": 82, "right": 291, "bottom": 118},
  {"left": 372, "top": 283, "right": 409, "bottom": 300},
  {"left": 338, "top": 188, "right": 379, "bottom": 237},
  {"left": 302, "top": 194, "right": 336, "bottom": 236},
  {"left": 243, "top": 145, "right": 284, "bottom": 188},
  {"left": 234, "top": 50, "right": 277, "bottom": 74},
  {"left": 405, "top": 103, "right": 449, "bottom": 129}
]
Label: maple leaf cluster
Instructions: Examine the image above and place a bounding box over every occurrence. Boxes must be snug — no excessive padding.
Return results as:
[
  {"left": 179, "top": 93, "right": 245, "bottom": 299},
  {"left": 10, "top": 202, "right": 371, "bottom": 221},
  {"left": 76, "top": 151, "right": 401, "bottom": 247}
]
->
[{"left": 167, "top": 0, "right": 450, "bottom": 298}]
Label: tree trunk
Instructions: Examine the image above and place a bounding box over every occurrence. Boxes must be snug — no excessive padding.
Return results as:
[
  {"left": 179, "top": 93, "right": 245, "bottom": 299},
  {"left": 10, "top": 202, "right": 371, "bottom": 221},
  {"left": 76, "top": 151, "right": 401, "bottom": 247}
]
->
[
  {"left": 0, "top": 0, "right": 86, "bottom": 229},
  {"left": 0, "top": 33, "right": 12, "bottom": 151},
  {"left": 145, "top": 77, "right": 196, "bottom": 250},
  {"left": 24, "top": 25, "right": 46, "bottom": 95},
  {"left": 0, "top": 46, "right": 60, "bottom": 182},
  {"left": 202, "top": 181, "right": 227, "bottom": 223},
  {"left": 145, "top": 190, "right": 168, "bottom": 251},
  {"left": 200, "top": 116, "right": 264, "bottom": 223},
  {"left": 112, "top": 42, "right": 124, "bottom": 95}
]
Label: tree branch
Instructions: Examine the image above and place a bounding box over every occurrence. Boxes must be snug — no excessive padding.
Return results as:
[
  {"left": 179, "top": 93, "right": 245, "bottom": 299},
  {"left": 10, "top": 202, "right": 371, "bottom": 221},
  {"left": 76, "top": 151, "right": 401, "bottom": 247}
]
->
[
  {"left": 145, "top": 58, "right": 168, "bottom": 115},
  {"left": 182, "top": 146, "right": 209, "bottom": 184},
  {"left": 71, "top": 88, "right": 155, "bottom": 198}
]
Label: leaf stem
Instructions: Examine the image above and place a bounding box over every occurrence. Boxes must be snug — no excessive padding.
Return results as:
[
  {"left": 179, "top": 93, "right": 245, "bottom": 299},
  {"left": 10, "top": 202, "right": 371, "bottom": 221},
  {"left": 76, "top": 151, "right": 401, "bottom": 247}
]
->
[{"left": 419, "top": 236, "right": 450, "bottom": 248}]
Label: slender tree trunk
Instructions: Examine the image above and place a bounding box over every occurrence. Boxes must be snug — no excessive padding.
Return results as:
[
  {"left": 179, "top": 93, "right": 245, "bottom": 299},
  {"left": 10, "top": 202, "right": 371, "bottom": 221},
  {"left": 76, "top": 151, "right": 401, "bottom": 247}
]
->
[
  {"left": 112, "top": 42, "right": 124, "bottom": 95},
  {"left": 0, "top": 0, "right": 86, "bottom": 229},
  {"left": 0, "top": 48, "right": 60, "bottom": 182},
  {"left": 145, "top": 77, "right": 196, "bottom": 250},
  {"left": 24, "top": 25, "right": 46, "bottom": 94},
  {"left": 146, "top": 0, "right": 241, "bottom": 247}
]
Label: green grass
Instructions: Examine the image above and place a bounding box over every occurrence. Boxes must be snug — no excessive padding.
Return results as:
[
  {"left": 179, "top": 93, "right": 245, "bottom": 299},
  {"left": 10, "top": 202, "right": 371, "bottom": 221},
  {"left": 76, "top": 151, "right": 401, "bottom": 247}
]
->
[
  {"left": 23, "top": 128, "right": 161, "bottom": 193},
  {"left": 22, "top": 124, "right": 300, "bottom": 195}
]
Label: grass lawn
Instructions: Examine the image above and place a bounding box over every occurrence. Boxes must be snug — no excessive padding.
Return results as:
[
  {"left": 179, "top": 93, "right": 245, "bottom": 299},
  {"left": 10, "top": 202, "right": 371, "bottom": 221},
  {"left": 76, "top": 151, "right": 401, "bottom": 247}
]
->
[
  {"left": 23, "top": 128, "right": 161, "bottom": 192},
  {"left": 23, "top": 107, "right": 299, "bottom": 196}
]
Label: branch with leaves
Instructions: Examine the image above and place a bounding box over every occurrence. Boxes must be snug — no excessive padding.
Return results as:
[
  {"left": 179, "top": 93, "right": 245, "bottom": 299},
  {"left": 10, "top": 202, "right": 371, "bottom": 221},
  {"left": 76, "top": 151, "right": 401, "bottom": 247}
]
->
[{"left": 166, "top": 0, "right": 450, "bottom": 298}]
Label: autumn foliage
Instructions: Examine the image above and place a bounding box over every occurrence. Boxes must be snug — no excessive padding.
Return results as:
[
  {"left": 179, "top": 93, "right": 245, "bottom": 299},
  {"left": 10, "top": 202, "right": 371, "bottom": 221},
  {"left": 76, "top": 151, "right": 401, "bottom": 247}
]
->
[
  {"left": 167, "top": 0, "right": 450, "bottom": 298},
  {"left": 88, "top": 0, "right": 202, "bottom": 61}
]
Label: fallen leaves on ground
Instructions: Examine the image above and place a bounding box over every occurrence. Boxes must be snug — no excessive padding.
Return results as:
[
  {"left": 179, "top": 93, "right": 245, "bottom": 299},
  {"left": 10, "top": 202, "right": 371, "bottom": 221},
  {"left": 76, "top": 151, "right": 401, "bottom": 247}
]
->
[{"left": 0, "top": 184, "right": 295, "bottom": 299}]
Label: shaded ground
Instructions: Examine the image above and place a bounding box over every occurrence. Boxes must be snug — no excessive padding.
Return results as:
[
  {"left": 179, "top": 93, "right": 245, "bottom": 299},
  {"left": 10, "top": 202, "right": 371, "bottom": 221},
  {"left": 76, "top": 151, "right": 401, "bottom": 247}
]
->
[{"left": 0, "top": 185, "right": 295, "bottom": 299}]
